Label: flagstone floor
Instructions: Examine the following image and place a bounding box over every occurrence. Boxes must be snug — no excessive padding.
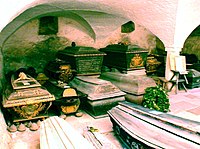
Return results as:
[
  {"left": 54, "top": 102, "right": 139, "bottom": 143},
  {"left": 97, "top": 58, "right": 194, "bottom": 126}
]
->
[
  {"left": 8, "top": 87, "right": 200, "bottom": 149},
  {"left": 169, "top": 87, "right": 200, "bottom": 122}
]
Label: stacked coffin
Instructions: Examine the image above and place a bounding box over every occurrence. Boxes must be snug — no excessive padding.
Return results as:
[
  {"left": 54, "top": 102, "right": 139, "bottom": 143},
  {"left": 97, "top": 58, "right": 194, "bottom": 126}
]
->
[
  {"left": 69, "top": 76, "right": 125, "bottom": 118},
  {"left": 55, "top": 44, "right": 125, "bottom": 118},
  {"left": 99, "top": 44, "right": 148, "bottom": 73},
  {"left": 57, "top": 45, "right": 106, "bottom": 76},
  {"left": 100, "top": 71, "right": 156, "bottom": 104},
  {"left": 44, "top": 44, "right": 107, "bottom": 116},
  {"left": 99, "top": 44, "right": 156, "bottom": 104}
]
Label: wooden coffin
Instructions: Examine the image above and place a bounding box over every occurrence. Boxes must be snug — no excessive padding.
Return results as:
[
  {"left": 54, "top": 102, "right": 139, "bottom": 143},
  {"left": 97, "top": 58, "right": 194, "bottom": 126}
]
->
[
  {"left": 43, "top": 80, "right": 81, "bottom": 115},
  {"left": 69, "top": 76, "right": 125, "bottom": 118},
  {"left": 3, "top": 73, "right": 55, "bottom": 120},
  {"left": 99, "top": 44, "right": 148, "bottom": 72},
  {"left": 57, "top": 46, "right": 106, "bottom": 75},
  {"left": 44, "top": 59, "right": 75, "bottom": 83},
  {"left": 108, "top": 101, "right": 200, "bottom": 148},
  {"left": 3, "top": 87, "right": 55, "bottom": 108}
]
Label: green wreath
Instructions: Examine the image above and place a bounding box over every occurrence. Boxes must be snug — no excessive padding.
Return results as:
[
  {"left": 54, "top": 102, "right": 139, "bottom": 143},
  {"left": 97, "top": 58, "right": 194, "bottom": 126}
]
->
[{"left": 142, "top": 85, "right": 170, "bottom": 112}]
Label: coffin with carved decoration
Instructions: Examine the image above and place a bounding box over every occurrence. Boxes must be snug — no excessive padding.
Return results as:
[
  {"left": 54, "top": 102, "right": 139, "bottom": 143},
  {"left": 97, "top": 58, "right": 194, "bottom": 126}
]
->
[{"left": 2, "top": 73, "right": 55, "bottom": 121}]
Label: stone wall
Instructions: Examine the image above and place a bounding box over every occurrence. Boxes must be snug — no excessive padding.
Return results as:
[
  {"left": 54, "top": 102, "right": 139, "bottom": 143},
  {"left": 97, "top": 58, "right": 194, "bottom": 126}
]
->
[
  {"left": 2, "top": 17, "right": 156, "bottom": 76},
  {"left": 182, "top": 36, "right": 200, "bottom": 60}
]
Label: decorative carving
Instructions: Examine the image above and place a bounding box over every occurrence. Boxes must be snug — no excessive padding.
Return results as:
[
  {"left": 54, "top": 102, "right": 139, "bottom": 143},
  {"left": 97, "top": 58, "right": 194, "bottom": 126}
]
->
[
  {"left": 99, "top": 44, "right": 148, "bottom": 72},
  {"left": 13, "top": 103, "right": 46, "bottom": 119},
  {"left": 130, "top": 54, "right": 144, "bottom": 68},
  {"left": 14, "top": 72, "right": 30, "bottom": 81},
  {"left": 60, "top": 104, "right": 79, "bottom": 114},
  {"left": 95, "top": 85, "right": 119, "bottom": 94},
  {"left": 57, "top": 46, "right": 106, "bottom": 75},
  {"left": 59, "top": 65, "right": 73, "bottom": 83}
]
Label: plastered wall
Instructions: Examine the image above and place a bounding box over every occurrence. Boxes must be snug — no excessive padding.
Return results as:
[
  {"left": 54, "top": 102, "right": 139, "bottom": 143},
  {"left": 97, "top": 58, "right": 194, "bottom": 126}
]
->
[{"left": 3, "top": 17, "right": 155, "bottom": 75}]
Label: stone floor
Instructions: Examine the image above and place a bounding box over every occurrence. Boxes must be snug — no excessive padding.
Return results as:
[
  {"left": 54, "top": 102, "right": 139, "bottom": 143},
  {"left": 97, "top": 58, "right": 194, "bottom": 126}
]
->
[
  {"left": 8, "top": 87, "right": 200, "bottom": 149},
  {"left": 169, "top": 87, "right": 200, "bottom": 122}
]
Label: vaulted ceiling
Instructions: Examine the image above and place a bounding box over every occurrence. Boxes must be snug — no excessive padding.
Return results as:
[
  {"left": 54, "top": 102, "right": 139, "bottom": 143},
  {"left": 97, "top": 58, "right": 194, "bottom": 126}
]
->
[{"left": 1, "top": 0, "right": 200, "bottom": 48}]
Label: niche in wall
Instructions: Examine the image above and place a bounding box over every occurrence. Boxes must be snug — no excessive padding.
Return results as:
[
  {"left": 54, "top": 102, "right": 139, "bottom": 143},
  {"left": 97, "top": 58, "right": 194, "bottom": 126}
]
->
[
  {"left": 121, "top": 21, "right": 135, "bottom": 33},
  {"left": 39, "top": 16, "right": 58, "bottom": 35}
]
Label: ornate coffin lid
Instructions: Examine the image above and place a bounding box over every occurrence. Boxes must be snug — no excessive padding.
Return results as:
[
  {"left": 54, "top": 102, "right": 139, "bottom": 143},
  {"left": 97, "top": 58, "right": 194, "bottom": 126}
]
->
[
  {"left": 57, "top": 46, "right": 106, "bottom": 57},
  {"left": 99, "top": 44, "right": 148, "bottom": 53},
  {"left": 3, "top": 87, "right": 55, "bottom": 107},
  {"left": 11, "top": 73, "right": 41, "bottom": 90},
  {"left": 69, "top": 76, "right": 125, "bottom": 100}
]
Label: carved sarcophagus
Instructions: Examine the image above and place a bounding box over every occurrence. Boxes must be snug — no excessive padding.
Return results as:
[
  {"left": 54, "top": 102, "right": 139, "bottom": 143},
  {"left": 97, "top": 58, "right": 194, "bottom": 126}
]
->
[
  {"left": 2, "top": 73, "right": 55, "bottom": 121},
  {"left": 69, "top": 76, "right": 125, "bottom": 118},
  {"left": 99, "top": 44, "right": 148, "bottom": 72},
  {"left": 57, "top": 46, "right": 106, "bottom": 76}
]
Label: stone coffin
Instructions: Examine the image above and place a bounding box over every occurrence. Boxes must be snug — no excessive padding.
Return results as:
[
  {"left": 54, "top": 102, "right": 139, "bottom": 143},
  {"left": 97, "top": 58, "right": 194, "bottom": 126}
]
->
[
  {"left": 69, "top": 76, "right": 125, "bottom": 118},
  {"left": 100, "top": 71, "right": 156, "bottom": 104},
  {"left": 99, "top": 44, "right": 148, "bottom": 72},
  {"left": 57, "top": 46, "right": 106, "bottom": 76}
]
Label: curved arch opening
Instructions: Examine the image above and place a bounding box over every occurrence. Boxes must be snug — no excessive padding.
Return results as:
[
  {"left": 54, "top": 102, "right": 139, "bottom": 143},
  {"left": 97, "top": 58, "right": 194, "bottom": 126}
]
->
[{"left": 182, "top": 25, "right": 200, "bottom": 71}]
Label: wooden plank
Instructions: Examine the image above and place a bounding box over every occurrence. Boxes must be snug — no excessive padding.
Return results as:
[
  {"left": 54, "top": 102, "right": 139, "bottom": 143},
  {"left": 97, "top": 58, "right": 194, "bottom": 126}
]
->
[
  {"left": 42, "top": 118, "right": 66, "bottom": 149},
  {"left": 40, "top": 119, "right": 63, "bottom": 149},
  {"left": 53, "top": 117, "right": 95, "bottom": 149},
  {"left": 40, "top": 116, "right": 95, "bottom": 149},
  {"left": 49, "top": 117, "right": 78, "bottom": 148},
  {"left": 40, "top": 122, "right": 48, "bottom": 149}
]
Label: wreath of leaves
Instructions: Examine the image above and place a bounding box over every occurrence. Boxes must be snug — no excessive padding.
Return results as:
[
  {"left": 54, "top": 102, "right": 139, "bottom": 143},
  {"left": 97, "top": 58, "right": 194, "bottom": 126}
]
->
[{"left": 142, "top": 85, "right": 170, "bottom": 112}]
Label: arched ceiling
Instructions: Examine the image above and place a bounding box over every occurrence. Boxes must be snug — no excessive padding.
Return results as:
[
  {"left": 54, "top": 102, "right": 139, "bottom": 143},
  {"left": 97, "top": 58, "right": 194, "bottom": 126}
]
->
[
  {"left": 1, "top": 0, "right": 200, "bottom": 49},
  {"left": 0, "top": 2, "right": 129, "bottom": 48}
]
